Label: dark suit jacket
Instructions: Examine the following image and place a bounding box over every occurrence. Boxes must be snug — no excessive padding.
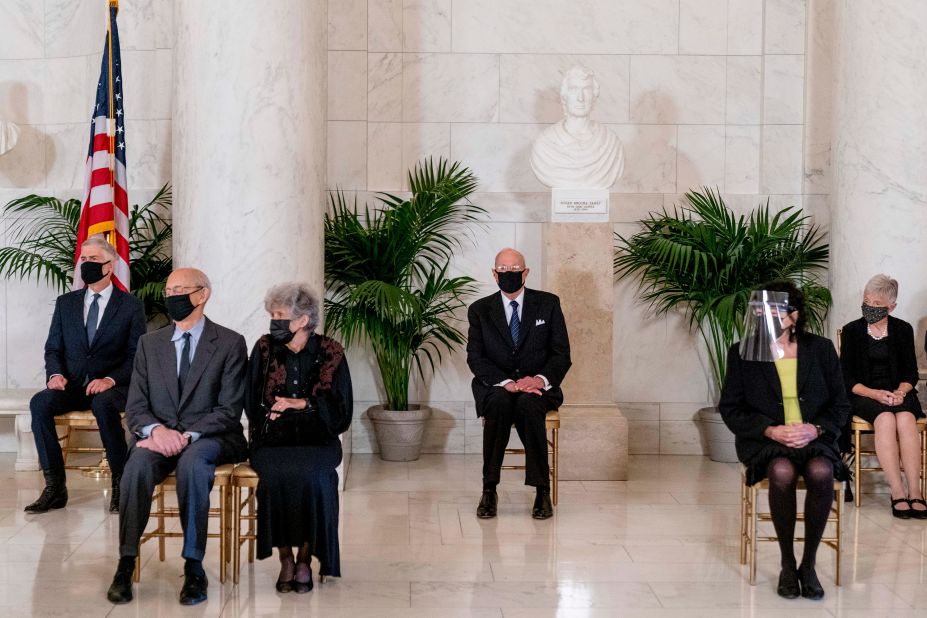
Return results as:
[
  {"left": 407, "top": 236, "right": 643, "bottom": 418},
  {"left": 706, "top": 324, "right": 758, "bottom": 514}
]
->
[
  {"left": 840, "top": 316, "right": 919, "bottom": 392},
  {"left": 44, "top": 287, "right": 146, "bottom": 387},
  {"left": 466, "top": 288, "right": 571, "bottom": 416},
  {"left": 719, "top": 334, "right": 850, "bottom": 464},
  {"left": 125, "top": 317, "right": 247, "bottom": 455}
]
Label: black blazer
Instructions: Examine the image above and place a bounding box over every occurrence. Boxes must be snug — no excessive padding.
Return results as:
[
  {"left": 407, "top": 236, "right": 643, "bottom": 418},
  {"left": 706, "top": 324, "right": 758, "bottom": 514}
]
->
[
  {"left": 466, "top": 288, "right": 571, "bottom": 416},
  {"left": 719, "top": 334, "right": 850, "bottom": 464},
  {"left": 840, "top": 316, "right": 919, "bottom": 393},
  {"left": 43, "top": 287, "right": 146, "bottom": 387},
  {"left": 125, "top": 317, "right": 247, "bottom": 455}
]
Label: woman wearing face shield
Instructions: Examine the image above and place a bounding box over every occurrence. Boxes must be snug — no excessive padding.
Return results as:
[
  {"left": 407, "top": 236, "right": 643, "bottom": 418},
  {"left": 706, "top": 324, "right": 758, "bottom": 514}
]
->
[
  {"left": 720, "top": 280, "right": 849, "bottom": 600},
  {"left": 244, "top": 283, "right": 353, "bottom": 593},
  {"left": 838, "top": 275, "right": 925, "bottom": 519}
]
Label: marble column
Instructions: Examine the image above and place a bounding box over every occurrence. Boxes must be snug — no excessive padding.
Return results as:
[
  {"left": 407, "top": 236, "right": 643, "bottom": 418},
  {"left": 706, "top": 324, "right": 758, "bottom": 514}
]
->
[
  {"left": 172, "top": 0, "right": 327, "bottom": 345},
  {"left": 830, "top": 1, "right": 927, "bottom": 335},
  {"left": 544, "top": 223, "right": 628, "bottom": 480},
  {"left": 171, "top": 1, "right": 340, "bottom": 479}
]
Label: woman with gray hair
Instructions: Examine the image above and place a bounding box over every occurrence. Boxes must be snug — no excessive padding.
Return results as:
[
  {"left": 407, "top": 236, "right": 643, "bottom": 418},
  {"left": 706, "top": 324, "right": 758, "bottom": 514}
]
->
[
  {"left": 839, "top": 274, "right": 925, "bottom": 519},
  {"left": 244, "top": 282, "right": 353, "bottom": 592}
]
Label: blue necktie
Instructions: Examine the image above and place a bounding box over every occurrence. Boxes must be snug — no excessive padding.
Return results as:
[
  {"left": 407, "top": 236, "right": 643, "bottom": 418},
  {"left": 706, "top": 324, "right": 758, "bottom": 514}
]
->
[
  {"left": 509, "top": 300, "right": 520, "bottom": 347},
  {"left": 178, "top": 333, "right": 192, "bottom": 393},
  {"left": 86, "top": 293, "right": 101, "bottom": 345}
]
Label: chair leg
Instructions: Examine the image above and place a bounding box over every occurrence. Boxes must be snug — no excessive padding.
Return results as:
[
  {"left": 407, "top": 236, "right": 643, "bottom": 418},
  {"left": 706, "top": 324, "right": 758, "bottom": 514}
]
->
[
  {"left": 739, "top": 481, "right": 747, "bottom": 565},
  {"left": 921, "top": 429, "right": 927, "bottom": 500},
  {"left": 233, "top": 485, "right": 242, "bottom": 585},
  {"left": 60, "top": 426, "right": 72, "bottom": 468},
  {"left": 247, "top": 489, "right": 255, "bottom": 563},
  {"left": 551, "top": 427, "right": 559, "bottom": 507},
  {"left": 219, "top": 485, "right": 227, "bottom": 584},
  {"left": 134, "top": 553, "right": 141, "bottom": 583},
  {"left": 854, "top": 429, "right": 862, "bottom": 508},
  {"left": 749, "top": 485, "right": 758, "bottom": 585},
  {"left": 157, "top": 488, "right": 166, "bottom": 562},
  {"left": 835, "top": 485, "right": 842, "bottom": 586}
]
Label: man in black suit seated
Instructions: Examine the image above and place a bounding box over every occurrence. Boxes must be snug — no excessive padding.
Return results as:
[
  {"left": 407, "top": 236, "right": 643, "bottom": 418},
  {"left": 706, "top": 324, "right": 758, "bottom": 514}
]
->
[
  {"left": 106, "top": 268, "right": 248, "bottom": 606},
  {"left": 27, "top": 236, "right": 146, "bottom": 514},
  {"left": 466, "top": 248, "right": 571, "bottom": 520}
]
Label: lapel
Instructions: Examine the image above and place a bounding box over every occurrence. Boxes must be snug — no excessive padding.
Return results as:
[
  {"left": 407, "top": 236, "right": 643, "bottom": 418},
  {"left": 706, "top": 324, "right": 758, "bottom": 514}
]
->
[
  {"left": 759, "top": 361, "right": 782, "bottom": 403},
  {"left": 89, "top": 288, "right": 124, "bottom": 350},
  {"left": 68, "top": 291, "right": 89, "bottom": 352},
  {"left": 179, "top": 318, "right": 218, "bottom": 408},
  {"left": 796, "top": 336, "right": 813, "bottom": 394},
  {"left": 515, "top": 289, "right": 536, "bottom": 350},
  {"left": 488, "top": 294, "right": 513, "bottom": 347},
  {"left": 154, "top": 326, "right": 180, "bottom": 408}
]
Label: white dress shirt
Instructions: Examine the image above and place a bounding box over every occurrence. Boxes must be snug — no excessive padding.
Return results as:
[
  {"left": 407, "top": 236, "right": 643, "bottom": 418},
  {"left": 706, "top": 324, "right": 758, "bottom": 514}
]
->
[
  {"left": 84, "top": 283, "right": 114, "bottom": 329},
  {"left": 496, "top": 290, "right": 550, "bottom": 390}
]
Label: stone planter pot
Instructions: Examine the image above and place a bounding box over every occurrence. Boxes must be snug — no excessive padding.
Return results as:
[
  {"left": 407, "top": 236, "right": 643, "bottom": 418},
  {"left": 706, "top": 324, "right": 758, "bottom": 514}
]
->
[
  {"left": 698, "top": 406, "right": 739, "bottom": 463},
  {"left": 367, "top": 404, "right": 432, "bottom": 462}
]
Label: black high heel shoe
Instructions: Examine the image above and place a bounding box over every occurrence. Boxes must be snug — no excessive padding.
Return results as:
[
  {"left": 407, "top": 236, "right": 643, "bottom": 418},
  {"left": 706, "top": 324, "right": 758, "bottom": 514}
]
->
[
  {"left": 293, "top": 562, "right": 313, "bottom": 594},
  {"left": 909, "top": 498, "right": 927, "bottom": 520},
  {"left": 776, "top": 566, "right": 800, "bottom": 599},
  {"left": 892, "top": 497, "right": 912, "bottom": 519},
  {"left": 798, "top": 564, "right": 825, "bottom": 600}
]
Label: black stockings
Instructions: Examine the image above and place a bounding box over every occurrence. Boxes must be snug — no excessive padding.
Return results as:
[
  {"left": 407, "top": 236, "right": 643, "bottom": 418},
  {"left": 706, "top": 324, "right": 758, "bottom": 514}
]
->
[{"left": 765, "top": 456, "right": 834, "bottom": 570}]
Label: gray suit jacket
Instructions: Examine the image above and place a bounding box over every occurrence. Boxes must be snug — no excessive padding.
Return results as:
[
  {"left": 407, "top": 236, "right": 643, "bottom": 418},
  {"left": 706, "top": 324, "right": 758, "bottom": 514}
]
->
[{"left": 125, "top": 317, "right": 247, "bottom": 455}]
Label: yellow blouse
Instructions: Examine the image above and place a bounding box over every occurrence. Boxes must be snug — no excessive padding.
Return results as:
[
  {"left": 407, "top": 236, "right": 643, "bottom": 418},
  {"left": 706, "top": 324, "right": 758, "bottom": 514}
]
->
[{"left": 774, "top": 358, "right": 802, "bottom": 425}]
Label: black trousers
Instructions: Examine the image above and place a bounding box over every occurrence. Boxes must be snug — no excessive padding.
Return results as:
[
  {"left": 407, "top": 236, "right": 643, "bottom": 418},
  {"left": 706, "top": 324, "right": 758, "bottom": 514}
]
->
[
  {"left": 481, "top": 388, "right": 557, "bottom": 489},
  {"left": 118, "top": 437, "right": 240, "bottom": 561},
  {"left": 30, "top": 386, "right": 129, "bottom": 478}
]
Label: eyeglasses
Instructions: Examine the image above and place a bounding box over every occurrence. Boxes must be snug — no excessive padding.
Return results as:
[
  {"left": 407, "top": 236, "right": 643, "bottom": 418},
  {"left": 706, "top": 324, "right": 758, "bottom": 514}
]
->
[
  {"left": 493, "top": 265, "right": 525, "bottom": 273},
  {"left": 163, "top": 285, "right": 203, "bottom": 298}
]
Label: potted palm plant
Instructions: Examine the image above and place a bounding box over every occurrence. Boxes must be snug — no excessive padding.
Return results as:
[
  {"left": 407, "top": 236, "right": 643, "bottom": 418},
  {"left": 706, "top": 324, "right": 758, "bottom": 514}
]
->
[
  {"left": 324, "top": 158, "right": 484, "bottom": 461},
  {"left": 614, "top": 188, "right": 831, "bottom": 462},
  {"left": 0, "top": 184, "right": 174, "bottom": 323}
]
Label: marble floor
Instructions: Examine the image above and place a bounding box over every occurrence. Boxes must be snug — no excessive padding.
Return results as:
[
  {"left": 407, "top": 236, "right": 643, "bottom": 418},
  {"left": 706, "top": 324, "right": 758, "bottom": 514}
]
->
[{"left": 1, "top": 453, "right": 926, "bottom": 616}]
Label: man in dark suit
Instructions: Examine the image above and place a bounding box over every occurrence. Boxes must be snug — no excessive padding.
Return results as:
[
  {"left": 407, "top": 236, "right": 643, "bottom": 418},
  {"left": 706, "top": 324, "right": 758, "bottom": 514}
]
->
[
  {"left": 106, "top": 268, "right": 248, "bottom": 606},
  {"left": 467, "top": 248, "right": 571, "bottom": 520},
  {"left": 27, "top": 236, "right": 146, "bottom": 514}
]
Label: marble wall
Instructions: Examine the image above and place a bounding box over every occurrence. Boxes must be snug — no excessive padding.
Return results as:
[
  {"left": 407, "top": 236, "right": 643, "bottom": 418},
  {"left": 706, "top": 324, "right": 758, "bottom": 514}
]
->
[
  {"left": 0, "top": 0, "right": 173, "bottom": 394},
  {"left": 329, "top": 0, "right": 818, "bottom": 455}
]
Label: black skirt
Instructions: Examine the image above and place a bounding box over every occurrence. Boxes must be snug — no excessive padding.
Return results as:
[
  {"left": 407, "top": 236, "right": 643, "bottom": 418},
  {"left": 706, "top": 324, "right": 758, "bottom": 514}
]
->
[
  {"left": 250, "top": 442, "right": 343, "bottom": 576},
  {"left": 743, "top": 440, "right": 847, "bottom": 486},
  {"left": 850, "top": 392, "right": 924, "bottom": 425}
]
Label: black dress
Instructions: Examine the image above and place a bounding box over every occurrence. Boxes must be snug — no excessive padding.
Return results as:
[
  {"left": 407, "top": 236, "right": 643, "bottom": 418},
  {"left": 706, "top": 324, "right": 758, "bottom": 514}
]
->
[
  {"left": 849, "top": 336, "right": 923, "bottom": 423},
  {"left": 245, "top": 334, "right": 353, "bottom": 576}
]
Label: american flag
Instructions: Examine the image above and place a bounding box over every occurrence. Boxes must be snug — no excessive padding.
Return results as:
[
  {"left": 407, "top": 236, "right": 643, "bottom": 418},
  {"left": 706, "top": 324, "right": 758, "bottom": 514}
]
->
[{"left": 73, "top": 3, "right": 129, "bottom": 291}]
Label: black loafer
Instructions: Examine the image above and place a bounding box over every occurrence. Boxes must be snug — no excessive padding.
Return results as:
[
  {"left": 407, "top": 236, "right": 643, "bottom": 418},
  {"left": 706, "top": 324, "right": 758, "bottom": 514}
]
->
[
  {"left": 179, "top": 572, "right": 208, "bottom": 606},
  {"left": 106, "top": 566, "right": 134, "bottom": 604},
  {"left": 24, "top": 485, "right": 68, "bottom": 514},
  {"left": 798, "top": 564, "right": 824, "bottom": 600},
  {"left": 776, "top": 566, "right": 800, "bottom": 599},
  {"left": 476, "top": 490, "right": 498, "bottom": 519},
  {"left": 531, "top": 491, "right": 553, "bottom": 520}
]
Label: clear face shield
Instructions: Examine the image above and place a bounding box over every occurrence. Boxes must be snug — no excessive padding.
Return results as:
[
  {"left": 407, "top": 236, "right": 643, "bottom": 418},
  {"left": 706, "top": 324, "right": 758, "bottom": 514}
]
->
[{"left": 738, "top": 291, "right": 794, "bottom": 362}]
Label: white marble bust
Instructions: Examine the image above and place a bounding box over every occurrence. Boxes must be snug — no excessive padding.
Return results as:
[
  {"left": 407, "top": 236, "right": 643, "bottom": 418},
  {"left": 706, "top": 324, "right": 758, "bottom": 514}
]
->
[
  {"left": 530, "top": 65, "right": 624, "bottom": 189},
  {"left": 0, "top": 121, "right": 20, "bottom": 156}
]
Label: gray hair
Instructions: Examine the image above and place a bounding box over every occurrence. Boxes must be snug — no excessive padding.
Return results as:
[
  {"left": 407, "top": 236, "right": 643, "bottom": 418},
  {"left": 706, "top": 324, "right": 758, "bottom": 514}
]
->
[
  {"left": 560, "top": 65, "right": 600, "bottom": 100},
  {"left": 864, "top": 274, "right": 898, "bottom": 303},
  {"left": 264, "top": 282, "right": 320, "bottom": 329},
  {"left": 81, "top": 236, "right": 117, "bottom": 261}
]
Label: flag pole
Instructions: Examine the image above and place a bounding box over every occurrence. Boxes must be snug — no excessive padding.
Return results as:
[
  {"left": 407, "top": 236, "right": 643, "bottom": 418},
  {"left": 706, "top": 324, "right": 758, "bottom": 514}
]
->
[{"left": 105, "top": 0, "right": 118, "bottom": 249}]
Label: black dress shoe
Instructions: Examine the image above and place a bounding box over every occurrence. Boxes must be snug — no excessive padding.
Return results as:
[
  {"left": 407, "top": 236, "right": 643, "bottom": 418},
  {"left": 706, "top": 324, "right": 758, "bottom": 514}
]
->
[
  {"left": 275, "top": 578, "right": 295, "bottom": 593},
  {"left": 909, "top": 498, "right": 927, "bottom": 520},
  {"left": 106, "top": 565, "right": 134, "bottom": 604},
  {"left": 24, "top": 484, "right": 68, "bottom": 514},
  {"left": 109, "top": 475, "right": 121, "bottom": 513},
  {"left": 776, "top": 566, "right": 800, "bottom": 599},
  {"left": 293, "top": 562, "right": 313, "bottom": 594},
  {"left": 476, "top": 490, "right": 498, "bottom": 519},
  {"left": 892, "top": 497, "right": 912, "bottom": 519},
  {"left": 798, "top": 564, "right": 824, "bottom": 600},
  {"left": 531, "top": 490, "right": 553, "bottom": 520},
  {"left": 179, "top": 572, "right": 208, "bottom": 606}
]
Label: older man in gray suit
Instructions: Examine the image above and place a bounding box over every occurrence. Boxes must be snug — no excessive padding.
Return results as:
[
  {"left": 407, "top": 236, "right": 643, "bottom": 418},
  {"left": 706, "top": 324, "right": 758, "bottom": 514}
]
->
[{"left": 106, "top": 268, "right": 247, "bottom": 606}]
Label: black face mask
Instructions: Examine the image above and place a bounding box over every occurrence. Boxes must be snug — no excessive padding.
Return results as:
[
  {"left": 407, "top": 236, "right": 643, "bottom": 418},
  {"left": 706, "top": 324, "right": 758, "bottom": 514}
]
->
[
  {"left": 269, "top": 319, "right": 296, "bottom": 344},
  {"left": 861, "top": 303, "right": 889, "bottom": 324},
  {"left": 166, "top": 293, "right": 197, "bottom": 322},
  {"left": 80, "top": 260, "right": 110, "bottom": 285},
  {"left": 497, "top": 271, "right": 524, "bottom": 295}
]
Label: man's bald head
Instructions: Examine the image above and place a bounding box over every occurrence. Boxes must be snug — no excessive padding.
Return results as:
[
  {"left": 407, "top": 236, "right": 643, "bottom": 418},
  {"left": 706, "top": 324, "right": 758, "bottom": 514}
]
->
[{"left": 494, "top": 248, "right": 526, "bottom": 270}]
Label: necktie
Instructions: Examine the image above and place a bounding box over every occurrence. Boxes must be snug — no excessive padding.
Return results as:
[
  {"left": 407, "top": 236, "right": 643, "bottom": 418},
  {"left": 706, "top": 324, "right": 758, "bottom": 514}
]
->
[
  {"left": 509, "top": 300, "right": 520, "bottom": 347},
  {"left": 86, "top": 293, "right": 101, "bottom": 345},
  {"left": 178, "top": 332, "right": 192, "bottom": 393}
]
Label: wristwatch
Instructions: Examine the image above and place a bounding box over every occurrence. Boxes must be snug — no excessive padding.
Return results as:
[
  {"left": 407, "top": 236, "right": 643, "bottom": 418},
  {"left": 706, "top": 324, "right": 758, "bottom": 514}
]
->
[
  {"left": 814, "top": 424, "right": 823, "bottom": 438},
  {"left": 182, "top": 432, "right": 192, "bottom": 444}
]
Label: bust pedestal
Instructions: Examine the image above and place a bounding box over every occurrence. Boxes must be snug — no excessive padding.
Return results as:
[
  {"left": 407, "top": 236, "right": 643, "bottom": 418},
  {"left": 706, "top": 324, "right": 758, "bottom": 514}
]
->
[{"left": 543, "top": 217, "right": 628, "bottom": 480}]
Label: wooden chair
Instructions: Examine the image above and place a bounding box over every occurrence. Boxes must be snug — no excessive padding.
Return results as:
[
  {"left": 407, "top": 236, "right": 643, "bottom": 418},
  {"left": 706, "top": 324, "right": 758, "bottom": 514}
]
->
[
  {"left": 230, "top": 462, "right": 259, "bottom": 584},
  {"left": 484, "top": 409, "right": 560, "bottom": 506},
  {"left": 54, "top": 410, "right": 110, "bottom": 475},
  {"left": 739, "top": 467, "right": 843, "bottom": 585},
  {"left": 133, "top": 463, "right": 235, "bottom": 584}
]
